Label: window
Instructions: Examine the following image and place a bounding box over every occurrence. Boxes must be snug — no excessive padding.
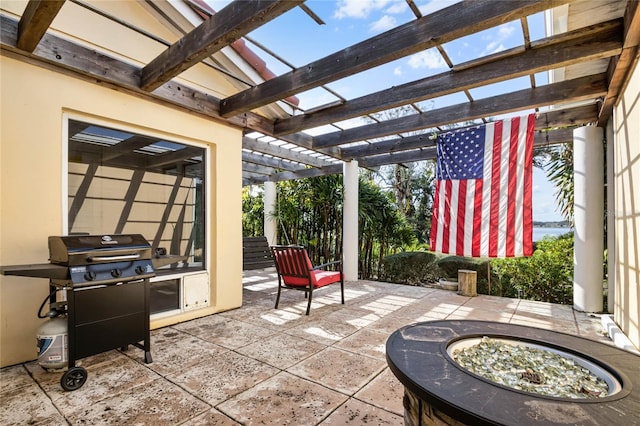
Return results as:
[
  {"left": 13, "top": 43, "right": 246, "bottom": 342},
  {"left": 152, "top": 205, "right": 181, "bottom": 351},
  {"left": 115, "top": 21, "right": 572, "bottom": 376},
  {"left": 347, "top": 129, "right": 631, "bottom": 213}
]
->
[{"left": 67, "top": 119, "right": 207, "bottom": 312}]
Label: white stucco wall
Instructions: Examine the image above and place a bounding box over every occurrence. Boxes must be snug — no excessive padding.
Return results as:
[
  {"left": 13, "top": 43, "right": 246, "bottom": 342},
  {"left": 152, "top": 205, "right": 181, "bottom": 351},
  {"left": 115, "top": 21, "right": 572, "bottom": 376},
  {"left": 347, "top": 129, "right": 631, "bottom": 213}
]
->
[
  {"left": 0, "top": 56, "right": 243, "bottom": 367},
  {"left": 613, "top": 60, "right": 640, "bottom": 350}
]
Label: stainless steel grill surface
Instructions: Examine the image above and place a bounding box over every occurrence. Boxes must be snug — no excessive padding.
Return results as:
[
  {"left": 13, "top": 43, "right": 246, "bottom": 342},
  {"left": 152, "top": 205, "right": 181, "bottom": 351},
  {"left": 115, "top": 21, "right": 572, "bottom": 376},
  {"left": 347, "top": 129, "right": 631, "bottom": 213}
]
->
[{"left": 48, "top": 234, "right": 155, "bottom": 287}]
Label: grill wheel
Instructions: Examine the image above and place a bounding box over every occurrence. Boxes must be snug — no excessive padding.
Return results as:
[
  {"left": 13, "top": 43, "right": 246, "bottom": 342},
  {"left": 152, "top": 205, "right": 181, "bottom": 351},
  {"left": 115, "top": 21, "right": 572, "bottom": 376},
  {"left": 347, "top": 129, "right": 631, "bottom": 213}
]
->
[{"left": 61, "top": 366, "right": 87, "bottom": 391}]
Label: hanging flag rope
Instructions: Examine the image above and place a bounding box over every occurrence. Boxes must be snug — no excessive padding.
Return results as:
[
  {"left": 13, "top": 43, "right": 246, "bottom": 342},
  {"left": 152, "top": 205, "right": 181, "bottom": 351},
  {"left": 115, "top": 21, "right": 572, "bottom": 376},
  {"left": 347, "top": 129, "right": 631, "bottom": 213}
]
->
[{"left": 430, "top": 114, "right": 535, "bottom": 258}]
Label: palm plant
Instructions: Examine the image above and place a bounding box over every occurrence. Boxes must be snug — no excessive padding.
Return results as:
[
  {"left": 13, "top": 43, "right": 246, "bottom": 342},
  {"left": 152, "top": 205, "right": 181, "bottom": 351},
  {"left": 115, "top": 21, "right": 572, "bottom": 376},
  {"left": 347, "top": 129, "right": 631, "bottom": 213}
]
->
[
  {"left": 541, "top": 143, "right": 574, "bottom": 223},
  {"left": 242, "top": 186, "right": 264, "bottom": 236}
]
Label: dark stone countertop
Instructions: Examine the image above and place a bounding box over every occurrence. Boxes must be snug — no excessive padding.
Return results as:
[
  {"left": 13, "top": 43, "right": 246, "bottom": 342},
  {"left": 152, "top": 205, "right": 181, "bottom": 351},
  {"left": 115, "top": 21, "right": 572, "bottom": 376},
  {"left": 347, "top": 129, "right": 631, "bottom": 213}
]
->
[{"left": 386, "top": 320, "right": 639, "bottom": 426}]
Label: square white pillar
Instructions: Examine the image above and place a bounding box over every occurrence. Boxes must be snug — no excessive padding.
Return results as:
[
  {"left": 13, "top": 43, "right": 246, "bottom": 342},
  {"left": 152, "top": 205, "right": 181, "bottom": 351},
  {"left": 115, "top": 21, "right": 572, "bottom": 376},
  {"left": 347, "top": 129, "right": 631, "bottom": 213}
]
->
[{"left": 343, "top": 161, "right": 359, "bottom": 281}]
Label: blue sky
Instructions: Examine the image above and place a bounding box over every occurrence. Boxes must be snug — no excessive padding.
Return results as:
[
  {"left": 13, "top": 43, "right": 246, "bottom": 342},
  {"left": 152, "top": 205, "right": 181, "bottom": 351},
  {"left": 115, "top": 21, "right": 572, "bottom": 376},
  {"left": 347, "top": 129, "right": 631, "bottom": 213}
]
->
[{"left": 208, "top": 0, "right": 565, "bottom": 222}]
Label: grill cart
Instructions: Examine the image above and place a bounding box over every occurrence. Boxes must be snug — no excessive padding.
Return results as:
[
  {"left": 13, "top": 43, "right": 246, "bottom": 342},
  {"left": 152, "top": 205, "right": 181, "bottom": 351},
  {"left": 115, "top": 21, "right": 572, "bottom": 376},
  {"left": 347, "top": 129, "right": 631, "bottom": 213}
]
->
[{"left": 2, "top": 234, "right": 180, "bottom": 391}]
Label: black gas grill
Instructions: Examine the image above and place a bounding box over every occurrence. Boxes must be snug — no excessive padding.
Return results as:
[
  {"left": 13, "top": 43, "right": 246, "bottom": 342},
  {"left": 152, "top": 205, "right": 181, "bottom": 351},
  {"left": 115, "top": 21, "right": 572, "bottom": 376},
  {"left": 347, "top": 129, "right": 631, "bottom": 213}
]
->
[
  {"left": 48, "top": 234, "right": 155, "bottom": 286},
  {"left": 1, "top": 234, "right": 174, "bottom": 391}
]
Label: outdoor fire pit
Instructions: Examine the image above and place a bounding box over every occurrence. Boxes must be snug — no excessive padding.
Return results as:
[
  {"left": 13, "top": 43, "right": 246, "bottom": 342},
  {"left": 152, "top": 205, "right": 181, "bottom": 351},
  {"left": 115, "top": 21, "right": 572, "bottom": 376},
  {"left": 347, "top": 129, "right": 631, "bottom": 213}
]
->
[{"left": 386, "top": 320, "right": 639, "bottom": 426}]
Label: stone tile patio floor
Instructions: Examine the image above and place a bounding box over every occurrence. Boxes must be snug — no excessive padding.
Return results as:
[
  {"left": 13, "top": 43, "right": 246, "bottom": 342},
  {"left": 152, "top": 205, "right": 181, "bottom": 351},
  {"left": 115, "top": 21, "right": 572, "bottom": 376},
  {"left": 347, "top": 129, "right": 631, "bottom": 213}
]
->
[{"left": 1, "top": 268, "right": 613, "bottom": 425}]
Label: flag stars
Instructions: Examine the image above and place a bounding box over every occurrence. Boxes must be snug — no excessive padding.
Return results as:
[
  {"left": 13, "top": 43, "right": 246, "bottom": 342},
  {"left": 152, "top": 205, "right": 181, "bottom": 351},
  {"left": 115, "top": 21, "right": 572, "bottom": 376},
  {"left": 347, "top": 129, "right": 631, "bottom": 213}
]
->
[{"left": 436, "top": 126, "right": 486, "bottom": 180}]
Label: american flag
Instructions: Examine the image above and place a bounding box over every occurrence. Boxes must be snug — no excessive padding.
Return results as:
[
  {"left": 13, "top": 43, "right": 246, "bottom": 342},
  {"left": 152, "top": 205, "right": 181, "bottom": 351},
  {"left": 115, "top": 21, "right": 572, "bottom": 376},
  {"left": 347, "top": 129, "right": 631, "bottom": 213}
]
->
[{"left": 430, "top": 114, "right": 535, "bottom": 258}]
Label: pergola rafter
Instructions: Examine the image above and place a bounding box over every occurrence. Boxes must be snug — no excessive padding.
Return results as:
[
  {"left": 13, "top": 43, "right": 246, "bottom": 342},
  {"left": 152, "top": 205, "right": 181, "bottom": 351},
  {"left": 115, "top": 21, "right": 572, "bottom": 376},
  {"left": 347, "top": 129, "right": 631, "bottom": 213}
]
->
[
  {"left": 274, "top": 19, "right": 622, "bottom": 136},
  {"left": 140, "top": 0, "right": 303, "bottom": 91},
  {"left": 313, "top": 74, "right": 608, "bottom": 149},
  {"left": 1, "top": 0, "right": 637, "bottom": 185},
  {"left": 218, "top": 0, "right": 574, "bottom": 117}
]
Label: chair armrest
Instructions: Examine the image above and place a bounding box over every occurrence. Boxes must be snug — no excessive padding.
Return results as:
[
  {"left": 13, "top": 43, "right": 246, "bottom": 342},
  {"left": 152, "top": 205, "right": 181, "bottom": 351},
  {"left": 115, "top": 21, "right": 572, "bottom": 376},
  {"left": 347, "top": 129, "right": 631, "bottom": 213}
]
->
[{"left": 313, "top": 260, "right": 342, "bottom": 270}]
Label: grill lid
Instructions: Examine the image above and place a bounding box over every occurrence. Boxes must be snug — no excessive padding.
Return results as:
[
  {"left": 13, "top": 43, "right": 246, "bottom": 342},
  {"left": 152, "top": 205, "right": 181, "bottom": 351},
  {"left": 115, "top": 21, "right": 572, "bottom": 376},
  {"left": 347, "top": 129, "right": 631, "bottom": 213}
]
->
[{"left": 49, "top": 234, "right": 152, "bottom": 266}]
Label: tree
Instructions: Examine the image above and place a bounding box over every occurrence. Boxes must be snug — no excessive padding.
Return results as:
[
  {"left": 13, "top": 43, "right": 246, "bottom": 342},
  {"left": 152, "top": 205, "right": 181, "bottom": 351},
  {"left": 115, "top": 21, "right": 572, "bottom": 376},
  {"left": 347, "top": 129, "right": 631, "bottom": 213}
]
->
[
  {"left": 242, "top": 186, "right": 264, "bottom": 237},
  {"left": 359, "top": 177, "right": 415, "bottom": 278},
  {"left": 546, "top": 143, "right": 574, "bottom": 223},
  {"left": 534, "top": 143, "right": 574, "bottom": 223}
]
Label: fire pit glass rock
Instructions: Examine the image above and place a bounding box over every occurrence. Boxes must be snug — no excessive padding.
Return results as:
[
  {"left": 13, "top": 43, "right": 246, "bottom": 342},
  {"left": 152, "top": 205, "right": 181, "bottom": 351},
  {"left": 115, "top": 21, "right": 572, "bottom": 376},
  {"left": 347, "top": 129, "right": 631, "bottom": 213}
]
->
[{"left": 447, "top": 336, "right": 617, "bottom": 399}]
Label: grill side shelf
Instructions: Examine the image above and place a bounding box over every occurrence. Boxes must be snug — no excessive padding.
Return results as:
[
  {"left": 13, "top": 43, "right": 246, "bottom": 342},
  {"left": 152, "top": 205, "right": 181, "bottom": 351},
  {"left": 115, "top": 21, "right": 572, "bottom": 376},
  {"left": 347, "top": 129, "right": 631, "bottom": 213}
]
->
[
  {"left": 1, "top": 263, "right": 70, "bottom": 280},
  {"left": 152, "top": 255, "right": 188, "bottom": 269}
]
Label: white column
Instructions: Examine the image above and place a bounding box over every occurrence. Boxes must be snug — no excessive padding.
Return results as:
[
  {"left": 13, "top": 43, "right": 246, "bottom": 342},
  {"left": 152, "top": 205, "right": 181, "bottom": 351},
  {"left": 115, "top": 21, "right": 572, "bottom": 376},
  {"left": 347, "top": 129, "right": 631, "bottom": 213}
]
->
[
  {"left": 606, "top": 121, "right": 615, "bottom": 314},
  {"left": 263, "top": 181, "right": 277, "bottom": 246},
  {"left": 343, "top": 160, "right": 359, "bottom": 281},
  {"left": 573, "top": 126, "right": 604, "bottom": 312}
]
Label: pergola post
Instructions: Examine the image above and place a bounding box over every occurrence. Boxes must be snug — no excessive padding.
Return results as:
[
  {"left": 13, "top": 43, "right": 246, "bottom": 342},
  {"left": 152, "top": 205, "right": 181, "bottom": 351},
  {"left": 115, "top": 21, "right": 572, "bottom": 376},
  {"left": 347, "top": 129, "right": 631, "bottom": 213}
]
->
[
  {"left": 606, "top": 121, "right": 615, "bottom": 314},
  {"left": 343, "top": 160, "right": 359, "bottom": 281},
  {"left": 573, "top": 125, "right": 604, "bottom": 312},
  {"left": 263, "top": 181, "right": 277, "bottom": 246}
]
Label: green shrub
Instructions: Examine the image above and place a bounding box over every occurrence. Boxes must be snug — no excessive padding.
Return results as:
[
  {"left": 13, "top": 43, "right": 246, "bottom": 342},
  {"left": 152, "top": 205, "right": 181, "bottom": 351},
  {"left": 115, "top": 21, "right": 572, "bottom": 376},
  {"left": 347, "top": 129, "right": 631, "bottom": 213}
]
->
[
  {"left": 436, "top": 255, "right": 493, "bottom": 292},
  {"left": 379, "top": 251, "right": 440, "bottom": 286},
  {"left": 436, "top": 256, "right": 490, "bottom": 280},
  {"left": 378, "top": 234, "right": 578, "bottom": 304},
  {"left": 491, "top": 234, "right": 575, "bottom": 304}
]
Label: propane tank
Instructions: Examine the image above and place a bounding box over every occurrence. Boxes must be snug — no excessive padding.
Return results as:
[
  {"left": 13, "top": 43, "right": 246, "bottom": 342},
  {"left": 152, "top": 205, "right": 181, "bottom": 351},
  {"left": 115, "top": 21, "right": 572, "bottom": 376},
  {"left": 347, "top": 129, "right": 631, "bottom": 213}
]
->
[{"left": 37, "top": 313, "right": 68, "bottom": 371}]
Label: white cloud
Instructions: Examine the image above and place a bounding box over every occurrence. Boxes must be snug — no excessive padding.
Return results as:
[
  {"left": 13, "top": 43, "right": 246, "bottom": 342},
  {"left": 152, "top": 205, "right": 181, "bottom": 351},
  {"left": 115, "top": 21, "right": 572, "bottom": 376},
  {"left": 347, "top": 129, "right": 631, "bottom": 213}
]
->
[
  {"left": 498, "top": 25, "right": 515, "bottom": 38},
  {"left": 385, "top": 1, "right": 408, "bottom": 14},
  {"left": 407, "top": 49, "right": 447, "bottom": 69},
  {"left": 482, "top": 23, "right": 516, "bottom": 55},
  {"left": 333, "top": 0, "right": 408, "bottom": 19},
  {"left": 393, "top": 66, "right": 403, "bottom": 76},
  {"left": 418, "top": 0, "right": 460, "bottom": 16},
  {"left": 484, "top": 42, "right": 505, "bottom": 55},
  {"left": 370, "top": 15, "right": 397, "bottom": 32},
  {"left": 334, "top": 0, "right": 394, "bottom": 19}
]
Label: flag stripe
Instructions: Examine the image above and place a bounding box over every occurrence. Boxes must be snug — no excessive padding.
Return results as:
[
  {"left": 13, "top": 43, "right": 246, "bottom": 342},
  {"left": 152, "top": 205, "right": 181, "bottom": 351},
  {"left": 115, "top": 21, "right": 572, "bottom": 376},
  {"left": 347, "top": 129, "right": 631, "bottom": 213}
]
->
[
  {"left": 523, "top": 114, "right": 535, "bottom": 255},
  {"left": 442, "top": 179, "right": 452, "bottom": 254},
  {"left": 480, "top": 124, "right": 494, "bottom": 257},
  {"left": 456, "top": 180, "right": 468, "bottom": 253},
  {"left": 506, "top": 119, "right": 519, "bottom": 257},
  {"left": 431, "top": 180, "right": 441, "bottom": 252},
  {"left": 471, "top": 179, "right": 483, "bottom": 257},
  {"left": 489, "top": 120, "right": 502, "bottom": 257}
]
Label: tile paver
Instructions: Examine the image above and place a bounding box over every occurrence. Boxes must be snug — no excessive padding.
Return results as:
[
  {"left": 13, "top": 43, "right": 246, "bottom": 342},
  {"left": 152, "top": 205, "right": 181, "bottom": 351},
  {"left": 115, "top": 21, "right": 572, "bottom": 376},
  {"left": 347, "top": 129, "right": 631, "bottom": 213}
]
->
[
  {"left": 217, "top": 371, "right": 347, "bottom": 425},
  {"left": 1, "top": 269, "right": 614, "bottom": 425}
]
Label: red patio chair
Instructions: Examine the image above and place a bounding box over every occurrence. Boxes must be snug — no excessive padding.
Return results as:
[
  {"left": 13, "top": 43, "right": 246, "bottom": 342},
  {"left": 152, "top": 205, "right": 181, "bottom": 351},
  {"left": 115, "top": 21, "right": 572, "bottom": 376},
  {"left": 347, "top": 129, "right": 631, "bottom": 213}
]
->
[{"left": 270, "top": 245, "right": 344, "bottom": 315}]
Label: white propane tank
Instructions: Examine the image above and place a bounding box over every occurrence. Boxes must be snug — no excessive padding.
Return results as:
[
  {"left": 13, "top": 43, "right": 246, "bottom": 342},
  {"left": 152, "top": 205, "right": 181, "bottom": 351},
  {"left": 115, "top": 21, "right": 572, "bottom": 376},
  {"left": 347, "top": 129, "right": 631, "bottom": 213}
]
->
[{"left": 37, "top": 316, "right": 68, "bottom": 371}]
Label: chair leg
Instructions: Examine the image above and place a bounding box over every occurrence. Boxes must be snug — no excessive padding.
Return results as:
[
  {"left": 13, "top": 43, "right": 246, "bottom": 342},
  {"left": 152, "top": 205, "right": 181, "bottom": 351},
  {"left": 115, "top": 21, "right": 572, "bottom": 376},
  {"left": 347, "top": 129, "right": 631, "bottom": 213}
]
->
[
  {"left": 274, "top": 279, "right": 283, "bottom": 309},
  {"left": 305, "top": 288, "right": 313, "bottom": 315},
  {"left": 340, "top": 279, "right": 345, "bottom": 305}
]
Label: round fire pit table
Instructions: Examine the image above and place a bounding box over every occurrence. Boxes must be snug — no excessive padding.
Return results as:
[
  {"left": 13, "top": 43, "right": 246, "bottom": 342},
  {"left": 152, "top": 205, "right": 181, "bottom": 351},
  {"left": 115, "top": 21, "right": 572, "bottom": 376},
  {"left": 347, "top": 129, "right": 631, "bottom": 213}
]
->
[{"left": 386, "top": 320, "right": 639, "bottom": 426}]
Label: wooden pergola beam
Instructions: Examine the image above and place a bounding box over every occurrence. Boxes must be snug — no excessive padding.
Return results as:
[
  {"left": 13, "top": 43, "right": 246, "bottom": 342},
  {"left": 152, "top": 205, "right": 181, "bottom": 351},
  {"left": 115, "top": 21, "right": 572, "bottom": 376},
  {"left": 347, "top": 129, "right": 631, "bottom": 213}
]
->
[
  {"left": 219, "top": 0, "right": 574, "bottom": 117},
  {"left": 342, "top": 104, "right": 598, "bottom": 159},
  {"left": 598, "top": 0, "right": 640, "bottom": 125},
  {"left": 274, "top": 19, "right": 622, "bottom": 135},
  {"left": 102, "top": 135, "right": 159, "bottom": 162},
  {"left": 242, "top": 136, "right": 333, "bottom": 168},
  {"left": 141, "top": 0, "right": 302, "bottom": 92},
  {"left": 1, "top": 14, "right": 334, "bottom": 161},
  {"left": 247, "top": 126, "right": 577, "bottom": 184},
  {"left": 264, "top": 164, "right": 344, "bottom": 183},
  {"left": 145, "top": 146, "right": 203, "bottom": 169},
  {"left": 313, "top": 74, "right": 607, "bottom": 149},
  {"left": 242, "top": 151, "right": 306, "bottom": 172},
  {"left": 16, "top": 0, "right": 65, "bottom": 52},
  {"left": 357, "top": 127, "right": 576, "bottom": 168},
  {"left": 242, "top": 161, "right": 277, "bottom": 176}
]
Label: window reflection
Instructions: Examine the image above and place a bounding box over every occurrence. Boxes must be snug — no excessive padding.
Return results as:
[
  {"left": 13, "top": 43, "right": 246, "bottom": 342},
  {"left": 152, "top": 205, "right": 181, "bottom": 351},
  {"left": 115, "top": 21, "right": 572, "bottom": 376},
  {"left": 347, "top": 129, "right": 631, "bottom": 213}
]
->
[{"left": 67, "top": 119, "right": 206, "bottom": 272}]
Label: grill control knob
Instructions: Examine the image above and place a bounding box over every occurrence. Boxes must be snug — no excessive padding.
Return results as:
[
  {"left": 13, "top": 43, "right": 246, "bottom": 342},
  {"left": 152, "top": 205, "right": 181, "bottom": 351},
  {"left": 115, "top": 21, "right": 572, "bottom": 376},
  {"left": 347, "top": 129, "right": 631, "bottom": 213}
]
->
[
  {"left": 84, "top": 271, "right": 96, "bottom": 281},
  {"left": 135, "top": 265, "right": 146, "bottom": 275},
  {"left": 111, "top": 269, "right": 121, "bottom": 278}
]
